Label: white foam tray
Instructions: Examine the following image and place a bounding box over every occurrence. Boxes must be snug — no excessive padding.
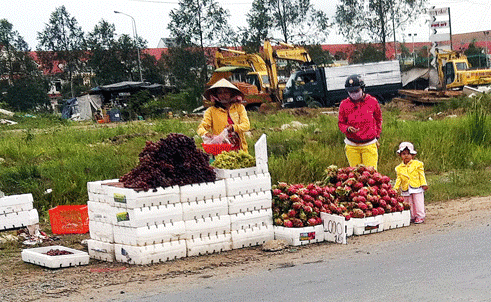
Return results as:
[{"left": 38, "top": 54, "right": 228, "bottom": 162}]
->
[
  {"left": 214, "top": 166, "right": 269, "bottom": 180},
  {"left": 104, "top": 183, "right": 180, "bottom": 208},
  {"left": 182, "top": 197, "right": 229, "bottom": 221},
  {"left": 230, "top": 208, "right": 273, "bottom": 231},
  {"left": 112, "top": 203, "right": 183, "bottom": 227},
  {"left": 180, "top": 180, "right": 227, "bottom": 202},
  {"left": 113, "top": 221, "right": 186, "bottom": 246},
  {"left": 22, "top": 245, "right": 89, "bottom": 268},
  {"left": 0, "top": 194, "right": 34, "bottom": 214},
  {"left": 88, "top": 200, "right": 112, "bottom": 223},
  {"left": 0, "top": 209, "right": 38, "bottom": 230},
  {"left": 224, "top": 173, "right": 272, "bottom": 196},
  {"left": 352, "top": 215, "right": 384, "bottom": 235},
  {"left": 186, "top": 233, "right": 232, "bottom": 257},
  {"left": 274, "top": 225, "right": 325, "bottom": 246},
  {"left": 227, "top": 191, "right": 272, "bottom": 214},
  {"left": 87, "top": 239, "right": 115, "bottom": 262},
  {"left": 231, "top": 225, "right": 274, "bottom": 249},
  {"left": 114, "top": 240, "right": 187, "bottom": 265},
  {"left": 183, "top": 215, "right": 231, "bottom": 240},
  {"left": 89, "top": 220, "right": 114, "bottom": 243}
]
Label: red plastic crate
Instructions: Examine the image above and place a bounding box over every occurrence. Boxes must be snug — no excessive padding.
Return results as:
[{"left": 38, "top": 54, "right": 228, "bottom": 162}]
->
[
  {"left": 202, "top": 143, "right": 234, "bottom": 156},
  {"left": 49, "top": 205, "right": 89, "bottom": 235}
]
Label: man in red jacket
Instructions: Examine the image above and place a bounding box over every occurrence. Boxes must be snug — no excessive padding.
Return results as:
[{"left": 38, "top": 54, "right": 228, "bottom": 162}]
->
[{"left": 338, "top": 74, "right": 382, "bottom": 170}]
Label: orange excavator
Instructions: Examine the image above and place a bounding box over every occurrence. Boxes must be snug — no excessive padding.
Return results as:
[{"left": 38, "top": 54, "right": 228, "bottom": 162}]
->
[{"left": 205, "top": 39, "right": 312, "bottom": 110}]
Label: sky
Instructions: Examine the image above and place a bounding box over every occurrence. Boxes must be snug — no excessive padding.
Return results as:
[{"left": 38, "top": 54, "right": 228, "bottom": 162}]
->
[{"left": 3, "top": 0, "right": 491, "bottom": 50}]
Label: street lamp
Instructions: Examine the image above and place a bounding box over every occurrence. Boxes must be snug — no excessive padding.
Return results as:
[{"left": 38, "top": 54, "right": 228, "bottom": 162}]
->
[
  {"left": 408, "top": 33, "right": 417, "bottom": 64},
  {"left": 114, "top": 10, "right": 143, "bottom": 82}
]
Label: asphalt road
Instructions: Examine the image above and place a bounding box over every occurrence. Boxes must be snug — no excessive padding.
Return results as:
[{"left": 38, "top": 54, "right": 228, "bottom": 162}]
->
[{"left": 120, "top": 222, "right": 491, "bottom": 302}]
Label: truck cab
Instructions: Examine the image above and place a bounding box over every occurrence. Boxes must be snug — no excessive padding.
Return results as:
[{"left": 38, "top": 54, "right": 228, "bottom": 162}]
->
[{"left": 283, "top": 68, "right": 326, "bottom": 108}]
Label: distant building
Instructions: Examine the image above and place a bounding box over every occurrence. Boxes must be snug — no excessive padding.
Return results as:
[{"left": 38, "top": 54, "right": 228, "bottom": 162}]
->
[{"left": 157, "top": 38, "right": 177, "bottom": 48}]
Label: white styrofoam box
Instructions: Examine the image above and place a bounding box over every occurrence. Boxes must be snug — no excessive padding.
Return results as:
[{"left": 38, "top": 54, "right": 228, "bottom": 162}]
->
[
  {"left": 87, "top": 179, "right": 119, "bottom": 195},
  {"left": 274, "top": 225, "right": 325, "bottom": 246},
  {"left": 114, "top": 240, "right": 187, "bottom": 265},
  {"left": 180, "top": 180, "right": 226, "bottom": 202},
  {"left": 254, "top": 134, "right": 269, "bottom": 173},
  {"left": 182, "top": 197, "right": 228, "bottom": 221},
  {"left": 0, "top": 194, "right": 34, "bottom": 214},
  {"left": 89, "top": 220, "right": 114, "bottom": 243},
  {"left": 214, "top": 166, "right": 269, "bottom": 180},
  {"left": 21, "top": 245, "right": 90, "bottom": 268},
  {"left": 28, "top": 209, "right": 39, "bottom": 225},
  {"left": 104, "top": 183, "right": 180, "bottom": 208},
  {"left": 113, "top": 221, "right": 185, "bottom": 246},
  {"left": 224, "top": 173, "right": 272, "bottom": 197},
  {"left": 230, "top": 208, "right": 273, "bottom": 230},
  {"left": 87, "top": 239, "right": 115, "bottom": 262},
  {"left": 402, "top": 210, "right": 411, "bottom": 226},
  {"left": 0, "top": 209, "right": 38, "bottom": 230},
  {"left": 231, "top": 225, "right": 274, "bottom": 249},
  {"left": 88, "top": 200, "right": 112, "bottom": 223},
  {"left": 382, "top": 213, "right": 394, "bottom": 231},
  {"left": 186, "top": 233, "right": 232, "bottom": 257},
  {"left": 352, "top": 215, "right": 384, "bottom": 235},
  {"left": 227, "top": 191, "right": 272, "bottom": 214},
  {"left": 112, "top": 203, "right": 183, "bottom": 227},
  {"left": 345, "top": 219, "right": 354, "bottom": 237},
  {"left": 184, "top": 215, "right": 231, "bottom": 239}
]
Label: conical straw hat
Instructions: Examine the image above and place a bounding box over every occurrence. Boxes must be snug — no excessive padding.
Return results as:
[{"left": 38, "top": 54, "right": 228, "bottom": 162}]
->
[{"left": 204, "top": 78, "right": 244, "bottom": 101}]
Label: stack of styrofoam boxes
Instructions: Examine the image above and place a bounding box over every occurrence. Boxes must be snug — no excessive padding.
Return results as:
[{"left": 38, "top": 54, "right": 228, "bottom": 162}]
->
[
  {"left": 86, "top": 179, "right": 118, "bottom": 262},
  {"left": 219, "top": 134, "right": 274, "bottom": 249},
  {"left": 181, "top": 180, "right": 232, "bottom": 256},
  {"left": 383, "top": 210, "right": 411, "bottom": 231},
  {"left": 0, "top": 193, "right": 38, "bottom": 230},
  {"left": 98, "top": 184, "right": 186, "bottom": 265}
]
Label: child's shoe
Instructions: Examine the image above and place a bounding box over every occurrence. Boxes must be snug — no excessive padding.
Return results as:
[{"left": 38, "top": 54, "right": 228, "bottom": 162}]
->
[{"left": 414, "top": 218, "right": 424, "bottom": 224}]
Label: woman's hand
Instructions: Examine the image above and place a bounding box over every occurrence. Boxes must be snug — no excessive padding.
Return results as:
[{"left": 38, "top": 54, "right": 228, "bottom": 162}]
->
[
  {"left": 204, "top": 133, "right": 213, "bottom": 138},
  {"left": 422, "top": 185, "right": 428, "bottom": 191},
  {"left": 347, "top": 126, "right": 359, "bottom": 133},
  {"left": 226, "top": 125, "right": 234, "bottom": 132}
]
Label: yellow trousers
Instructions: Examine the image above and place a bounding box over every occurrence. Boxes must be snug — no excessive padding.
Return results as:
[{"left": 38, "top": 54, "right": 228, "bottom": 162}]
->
[{"left": 345, "top": 143, "right": 378, "bottom": 170}]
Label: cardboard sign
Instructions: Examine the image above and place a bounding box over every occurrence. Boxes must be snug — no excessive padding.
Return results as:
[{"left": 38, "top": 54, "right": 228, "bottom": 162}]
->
[{"left": 321, "top": 212, "right": 347, "bottom": 244}]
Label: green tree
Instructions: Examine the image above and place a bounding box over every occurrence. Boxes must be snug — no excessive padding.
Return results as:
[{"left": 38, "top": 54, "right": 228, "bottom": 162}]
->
[
  {"left": 465, "top": 41, "right": 487, "bottom": 68},
  {"left": 304, "top": 44, "right": 333, "bottom": 65},
  {"left": 86, "top": 20, "right": 148, "bottom": 85},
  {"left": 0, "top": 19, "right": 38, "bottom": 84},
  {"left": 350, "top": 43, "right": 386, "bottom": 64},
  {"left": 86, "top": 20, "right": 123, "bottom": 85},
  {"left": 239, "top": 0, "right": 272, "bottom": 53},
  {"left": 2, "top": 78, "right": 51, "bottom": 112},
  {"left": 36, "top": 6, "right": 86, "bottom": 98},
  {"left": 335, "top": 0, "right": 426, "bottom": 57},
  {"left": 265, "top": 0, "right": 330, "bottom": 44},
  {"left": 168, "top": 0, "right": 234, "bottom": 82},
  {"left": 161, "top": 46, "right": 207, "bottom": 110}
]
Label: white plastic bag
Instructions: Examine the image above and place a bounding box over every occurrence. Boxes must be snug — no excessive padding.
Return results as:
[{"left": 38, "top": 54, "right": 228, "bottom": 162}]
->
[{"left": 202, "top": 128, "right": 231, "bottom": 144}]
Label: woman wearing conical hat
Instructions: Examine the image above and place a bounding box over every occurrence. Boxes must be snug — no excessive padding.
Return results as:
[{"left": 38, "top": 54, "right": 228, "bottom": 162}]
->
[{"left": 197, "top": 79, "right": 251, "bottom": 152}]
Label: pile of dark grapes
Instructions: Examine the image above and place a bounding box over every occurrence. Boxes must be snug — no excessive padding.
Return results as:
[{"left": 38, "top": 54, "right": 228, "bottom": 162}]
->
[
  {"left": 46, "top": 249, "right": 73, "bottom": 256},
  {"left": 119, "top": 133, "right": 216, "bottom": 191}
]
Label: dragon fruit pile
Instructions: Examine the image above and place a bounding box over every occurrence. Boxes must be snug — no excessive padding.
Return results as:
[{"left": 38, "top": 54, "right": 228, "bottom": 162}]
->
[{"left": 272, "top": 165, "right": 410, "bottom": 228}]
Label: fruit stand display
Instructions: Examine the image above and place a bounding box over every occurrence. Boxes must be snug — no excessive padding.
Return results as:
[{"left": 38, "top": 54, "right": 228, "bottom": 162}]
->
[
  {"left": 272, "top": 165, "right": 410, "bottom": 246},
  {"left": 86, "top": 134, "right": 273, "bottom": 265}
]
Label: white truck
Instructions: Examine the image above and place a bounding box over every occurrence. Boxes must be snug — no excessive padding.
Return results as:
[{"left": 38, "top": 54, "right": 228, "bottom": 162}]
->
[{"left": 282, "top": 60, "right": 402, "bottom": 107}]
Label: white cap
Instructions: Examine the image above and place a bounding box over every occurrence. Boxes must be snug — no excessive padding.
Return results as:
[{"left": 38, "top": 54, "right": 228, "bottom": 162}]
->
[{"left": 396, "top": 142, "right": 417, "bottom": 154}]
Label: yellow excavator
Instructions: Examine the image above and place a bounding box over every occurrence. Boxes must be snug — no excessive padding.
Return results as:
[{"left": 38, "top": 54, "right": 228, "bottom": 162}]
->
[
  {"left": 205, "top": 39, "right": 312, "bottom": 110},
  {"left": 436, "top": 48, "right": 491, "bottom": 90}
]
